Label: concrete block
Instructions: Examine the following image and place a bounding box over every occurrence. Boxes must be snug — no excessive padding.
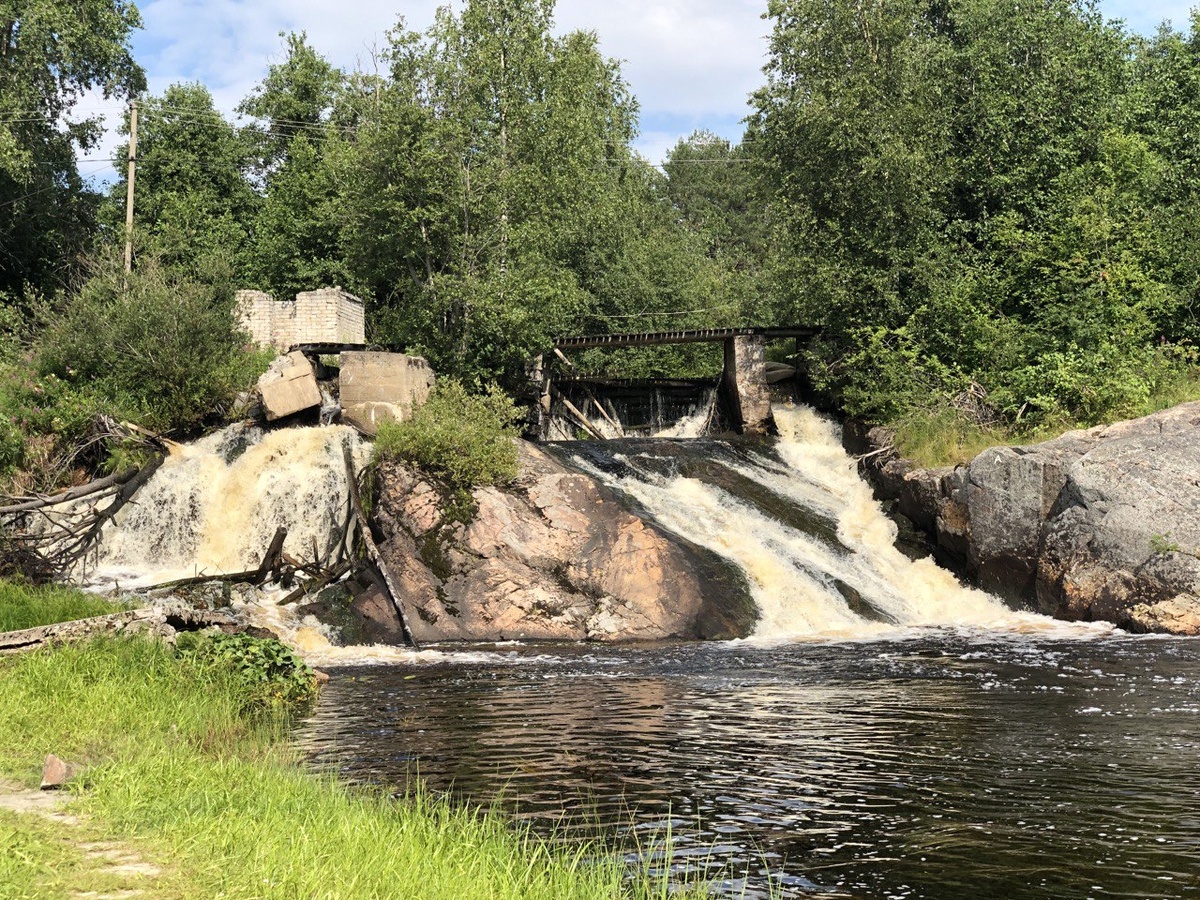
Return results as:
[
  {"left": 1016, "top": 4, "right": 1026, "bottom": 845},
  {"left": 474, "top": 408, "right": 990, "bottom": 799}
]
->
[
  {"left": 721, "top": 335, "right": 773, "bottom": 435},
  {"left": 339, "top": 351, "right": 435, "bottom": 435},
  {"left": 257, "top": 351, "right": 322, "bottom": 421}
]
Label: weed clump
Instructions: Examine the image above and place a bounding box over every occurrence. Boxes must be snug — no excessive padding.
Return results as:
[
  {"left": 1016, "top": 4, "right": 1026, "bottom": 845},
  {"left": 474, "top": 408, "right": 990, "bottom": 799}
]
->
[
  {"left": 373, "top": 379, "right": 521, "bottom": 489},
  {"left": 176, "top": 631, "right": 317, "bottom": 712}
]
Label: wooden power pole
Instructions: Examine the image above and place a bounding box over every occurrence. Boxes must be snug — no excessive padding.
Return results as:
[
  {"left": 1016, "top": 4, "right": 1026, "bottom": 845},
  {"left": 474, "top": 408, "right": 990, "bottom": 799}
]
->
[{"left": 123, "top": 100, "right": 138, "bottom": 275}]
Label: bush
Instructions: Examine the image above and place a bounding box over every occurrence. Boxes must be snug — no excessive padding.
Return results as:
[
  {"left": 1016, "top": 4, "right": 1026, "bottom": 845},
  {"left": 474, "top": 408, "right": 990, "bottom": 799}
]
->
[
  {"left": 175, "top": 631, "right": 316, "bottom": 712},
  {"left": 35, "top": 252, "right": 267, "bottom": 436},
  {"left": 373, "top": 379, "right": 521, "bottom": 489}
]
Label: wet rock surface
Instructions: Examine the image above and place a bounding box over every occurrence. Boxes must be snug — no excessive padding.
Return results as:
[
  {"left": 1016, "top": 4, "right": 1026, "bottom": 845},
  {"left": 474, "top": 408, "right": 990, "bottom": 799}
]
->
[
  {"left": 848, "top": 402, "right": 1200, "bottom": 634},
  {"left": 373, "top": 441, "right": 756, "bottom": 642}
]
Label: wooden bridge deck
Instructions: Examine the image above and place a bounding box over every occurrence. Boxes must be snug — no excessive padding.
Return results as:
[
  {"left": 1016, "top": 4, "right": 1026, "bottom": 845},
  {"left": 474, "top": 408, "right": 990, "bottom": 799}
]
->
[{"left": 551, "top": 326, "right": 819, "bottom": 350}]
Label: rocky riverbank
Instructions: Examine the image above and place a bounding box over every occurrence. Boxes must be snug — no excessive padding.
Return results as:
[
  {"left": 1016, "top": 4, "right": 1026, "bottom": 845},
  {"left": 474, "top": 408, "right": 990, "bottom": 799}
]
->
[
  {"left": 371, "top": 441, "right": 756, "bottom": 643},
  {"left": 846, "top": 402, "right": 1200, "bottom": 635}
]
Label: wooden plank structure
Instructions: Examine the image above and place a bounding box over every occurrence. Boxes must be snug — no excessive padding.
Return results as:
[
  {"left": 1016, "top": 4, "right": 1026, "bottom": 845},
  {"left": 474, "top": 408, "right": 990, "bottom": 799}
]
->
[
  {"left": 535, "top": 325, "right": 820, "bottom": 438},
  {"left": 552, "top": 326, "right": 819, "bottom": 351}
]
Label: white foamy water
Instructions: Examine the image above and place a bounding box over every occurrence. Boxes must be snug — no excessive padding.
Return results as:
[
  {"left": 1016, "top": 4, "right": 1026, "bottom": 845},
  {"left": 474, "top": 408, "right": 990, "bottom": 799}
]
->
[
  {"left": 85, "top": 423, "right": 560, "bottom": 667},
  {"left": 565, "top": 405, "right": 1109, "bottom": 643},
  {"left": 92, "top": 424, "right": 368, "bottom": 586},
  {"left": 652, "top": 389, "right": 717, "bottom": 438},
  {"left": 234, "top": 584, "right": 545, "bottom": 668}
]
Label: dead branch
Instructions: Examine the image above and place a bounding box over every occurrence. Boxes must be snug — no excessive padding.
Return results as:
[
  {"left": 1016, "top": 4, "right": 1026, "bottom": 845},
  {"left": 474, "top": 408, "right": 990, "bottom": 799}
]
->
[{"left": 342, "top": 443, "right": 419, "bottom": 649}]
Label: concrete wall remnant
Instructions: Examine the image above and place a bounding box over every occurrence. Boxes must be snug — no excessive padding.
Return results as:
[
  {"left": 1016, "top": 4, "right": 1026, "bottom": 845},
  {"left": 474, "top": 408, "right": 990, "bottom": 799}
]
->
[
  {"left": 237, "top": 287, "right": 365, "bottom": 351},
  {"left": 339, "top": 351, "right": 435, "bottom": 436},
  {"left": 257, "top": 350, "right": 322, "bottom": 421}
]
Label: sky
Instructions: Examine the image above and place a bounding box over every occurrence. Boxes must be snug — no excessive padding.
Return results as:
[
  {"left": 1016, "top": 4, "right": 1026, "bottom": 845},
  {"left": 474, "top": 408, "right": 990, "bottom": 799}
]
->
[{"left": 77, "top": 0, "right": 1198, "bottom": 182}]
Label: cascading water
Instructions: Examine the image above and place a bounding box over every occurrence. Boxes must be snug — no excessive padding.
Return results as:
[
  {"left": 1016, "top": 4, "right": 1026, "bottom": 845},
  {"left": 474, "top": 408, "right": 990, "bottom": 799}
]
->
[
  {"left": 93, "top": 402, "right": 1095, "bottom": 655},
  {"left": 94, "top": 423, "right": 367, "bottom": 585},
  {"left": 549, "top": 404, "right": 1104, "bottom": 642},
  {"left": 547, "top": 386, "right": 719, "bottom": 440},
  {"left": 89, "top": 422, "right": 533, "bottom": 667}
]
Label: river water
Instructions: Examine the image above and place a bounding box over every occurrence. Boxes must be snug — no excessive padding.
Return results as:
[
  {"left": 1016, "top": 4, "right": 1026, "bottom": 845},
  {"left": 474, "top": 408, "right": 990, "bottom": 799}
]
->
[
  {"left": 298, "top": 634, "right": 1200, "bottom": 898},
  {"left": 293, "top": 407, "right": 1200, "bottom": 898}
]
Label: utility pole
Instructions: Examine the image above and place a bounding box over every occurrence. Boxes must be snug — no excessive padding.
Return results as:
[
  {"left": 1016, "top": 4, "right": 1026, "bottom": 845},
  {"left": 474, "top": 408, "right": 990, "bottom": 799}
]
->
[{"left": 123, "top": 99, "right": 138, "bottom": 275}]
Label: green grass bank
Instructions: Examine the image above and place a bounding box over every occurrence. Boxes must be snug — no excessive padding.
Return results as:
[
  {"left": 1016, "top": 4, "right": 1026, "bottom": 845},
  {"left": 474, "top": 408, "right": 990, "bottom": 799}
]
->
[{"left": 0, "top": 586, "right": 699, "bottom": 899}]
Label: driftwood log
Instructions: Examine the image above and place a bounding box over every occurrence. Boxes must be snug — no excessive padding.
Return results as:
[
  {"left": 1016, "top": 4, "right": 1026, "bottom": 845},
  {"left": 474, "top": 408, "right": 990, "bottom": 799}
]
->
[{"left": 0, "top": 605, "right": 238, "bottom": 654}]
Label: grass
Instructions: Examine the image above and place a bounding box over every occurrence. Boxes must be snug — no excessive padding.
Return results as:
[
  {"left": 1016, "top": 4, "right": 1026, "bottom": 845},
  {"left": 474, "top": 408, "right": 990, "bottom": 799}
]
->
[
  {"left": 890, "top": 370, "right": 1200, "bottom": 469},
  {"left": 0, "top": 581, "right": 129, "bottom": 632},
  {"left": 0, "top": 808, "right": 171, "bottom": 900},
  {"left": 0, "top": 587, "right": 715, "bottom": 899}
]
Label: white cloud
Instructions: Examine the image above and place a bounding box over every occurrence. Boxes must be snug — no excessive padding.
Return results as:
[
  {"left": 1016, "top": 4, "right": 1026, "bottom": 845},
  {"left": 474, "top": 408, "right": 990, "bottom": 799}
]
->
[{"left": 110, "top": 0, "right": 768, "bottom": 169}]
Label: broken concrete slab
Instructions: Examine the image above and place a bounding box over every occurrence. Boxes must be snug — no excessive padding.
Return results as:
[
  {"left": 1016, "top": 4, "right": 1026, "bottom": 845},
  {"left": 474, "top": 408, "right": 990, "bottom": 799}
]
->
[
  {"left": 257, "top": 350, "right": 322, "bottom": 422},
  {"left": 338, "top": 351, "right": 435, "bottom": 436}
]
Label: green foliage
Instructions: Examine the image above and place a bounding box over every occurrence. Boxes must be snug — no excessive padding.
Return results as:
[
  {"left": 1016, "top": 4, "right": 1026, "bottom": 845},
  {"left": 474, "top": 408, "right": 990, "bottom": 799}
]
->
[
  {"left": 0, "top": 581, "right": 127, "bottom": 632},
  {"left": 373, "top": 379, "right": 520, "bottom": 489},
  {"left": 35, "top": 252, "right": 266, "bottom": 436},
  {"left": 751, "top": 0, "right": 1200, "bottom": 431},
  {"left": 106, "top": 83, "right": 258, "bottom": 275},
  {"left": 0, "top": 0, "right": 144, "bottom": 300},
  {"left": 1151, "top": 534, "right": 1183, "bottom": 555},
  {"left": 175, "top": 631, "right": 316, "bottom": 712}
]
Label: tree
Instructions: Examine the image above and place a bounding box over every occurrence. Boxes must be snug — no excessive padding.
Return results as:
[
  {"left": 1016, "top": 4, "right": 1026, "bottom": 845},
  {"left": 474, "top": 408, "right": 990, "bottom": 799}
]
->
[
  {"left": 108, "top": 83, "right": 257, "bottom": 275},
  {"left": 0, "top": 0, "right": 144, "bottom": 300},
  {"left": 238, "top": 31, "right": 342, "bottom": 177},
  {"left": 237, "top": 33, "right": 350, "bottom": 298},
  {"left": 750, "top": 0, "right": 1186, "bottom": 426},
  {"left": 338, "top": 0, "right": 648, "bottom": 384}
]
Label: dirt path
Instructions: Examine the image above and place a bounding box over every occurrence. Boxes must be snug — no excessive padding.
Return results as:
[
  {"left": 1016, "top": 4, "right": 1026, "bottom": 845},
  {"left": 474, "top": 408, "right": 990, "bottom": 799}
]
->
[{"left": 0, "top": 780, "right": 164, "bottom": 900}]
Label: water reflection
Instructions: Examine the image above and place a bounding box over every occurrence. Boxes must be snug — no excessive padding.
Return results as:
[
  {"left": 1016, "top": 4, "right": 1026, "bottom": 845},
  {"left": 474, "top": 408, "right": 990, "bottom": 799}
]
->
[{"left": 298, "top": 635, "right": 1200, "bottom": 899}]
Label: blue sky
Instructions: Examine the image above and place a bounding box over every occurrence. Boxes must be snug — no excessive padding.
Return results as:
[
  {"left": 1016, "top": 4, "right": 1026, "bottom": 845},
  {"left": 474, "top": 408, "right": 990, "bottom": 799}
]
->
[{"left": 80, "top": 0, "right": 1198, "bottom": 179}]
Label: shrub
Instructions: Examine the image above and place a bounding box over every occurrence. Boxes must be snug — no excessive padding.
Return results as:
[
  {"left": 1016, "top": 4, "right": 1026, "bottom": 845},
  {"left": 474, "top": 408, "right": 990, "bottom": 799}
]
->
[
  {"left": 35, "top": 252, "right": 266, "bottom": 436},
  {"left": 175, "top": 631, "right": 317, "bottom": 712},
  {"left": 373, "top": 379, "right": 521, "bottom": 489}
]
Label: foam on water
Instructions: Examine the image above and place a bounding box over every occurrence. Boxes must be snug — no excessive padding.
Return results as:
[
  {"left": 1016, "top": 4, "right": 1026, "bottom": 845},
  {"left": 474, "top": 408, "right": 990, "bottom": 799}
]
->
[
  {"left": 567, "top": 404, "right": 1109, "bottom": 643},
  {"left": 92, "top": 423, "right": 369, "bottom": 585}
]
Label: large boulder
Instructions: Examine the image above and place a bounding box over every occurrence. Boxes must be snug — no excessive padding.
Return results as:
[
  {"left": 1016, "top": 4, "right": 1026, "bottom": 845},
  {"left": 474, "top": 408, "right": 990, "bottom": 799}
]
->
[
  {"left": 852, "top": 402, "right": 1200, "bottom": 634},
  {"left": 372, "top": 441, "right": 755, "bottom": 642}
]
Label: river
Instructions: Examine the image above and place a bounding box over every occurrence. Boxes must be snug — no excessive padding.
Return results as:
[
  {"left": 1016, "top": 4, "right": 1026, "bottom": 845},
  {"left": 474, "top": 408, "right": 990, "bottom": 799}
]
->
[
  {"left": 90, "top": 405, "right": 1200, "bottom": 895},
  {"left": 298, "top": 634, "right": 1200, "bottom": 898}
]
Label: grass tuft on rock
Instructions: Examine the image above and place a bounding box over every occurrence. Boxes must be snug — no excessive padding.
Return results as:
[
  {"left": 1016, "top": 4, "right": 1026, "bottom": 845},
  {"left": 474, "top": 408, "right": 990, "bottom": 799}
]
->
[{"left": 373, "top": 379, "right": 521, "bottom": 489}]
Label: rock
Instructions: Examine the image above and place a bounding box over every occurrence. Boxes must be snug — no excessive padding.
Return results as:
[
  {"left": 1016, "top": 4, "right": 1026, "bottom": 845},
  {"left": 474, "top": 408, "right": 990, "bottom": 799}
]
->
[
  {"left": 296, "top": 575, "right": 408, "bottom": 646},
  {"left": 372, "top": 441, "right": 756, "bottom": 643},
  {"left": 40, "top": 754, "right": 80, "bottom": 790},
  {"left": 338, "top": 351, "right": 435, "bottom": 436},
  {"left": 1124, "top": 594, "right": 1200, "bottom": 636},
  {"left": 850, "top": 401, "right": 1200, "bottom": 634},
  {"left": 257, "top": 350, "right": 322, "bottom": 421}
]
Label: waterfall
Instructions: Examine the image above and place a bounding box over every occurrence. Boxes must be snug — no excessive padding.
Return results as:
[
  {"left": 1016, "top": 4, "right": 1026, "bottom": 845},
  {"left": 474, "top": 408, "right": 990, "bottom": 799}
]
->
[
  {"left": 547, "top": 386, "right": 719, "bottom": 439},
  {"left": 550, "top": 404, "right": 1102, "bottom": 641},
  {"left": 93, "top": 423, "right": 368, "bottom": 586}
]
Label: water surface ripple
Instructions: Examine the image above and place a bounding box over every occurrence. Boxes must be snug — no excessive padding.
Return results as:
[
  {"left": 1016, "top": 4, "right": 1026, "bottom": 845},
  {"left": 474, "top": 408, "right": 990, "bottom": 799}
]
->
[{"left": 298, "top": 635, "right": 1200, "bottom": 898}]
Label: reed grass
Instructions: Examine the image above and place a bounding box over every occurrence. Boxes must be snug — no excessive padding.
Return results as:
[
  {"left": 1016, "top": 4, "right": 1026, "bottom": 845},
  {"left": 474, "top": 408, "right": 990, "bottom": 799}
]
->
[
  {"left": 0, "top": 581, "right": 127, "bottom": 632},
  {"left": 0, "top": 631, "right": 714, "bottom": 899}
]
